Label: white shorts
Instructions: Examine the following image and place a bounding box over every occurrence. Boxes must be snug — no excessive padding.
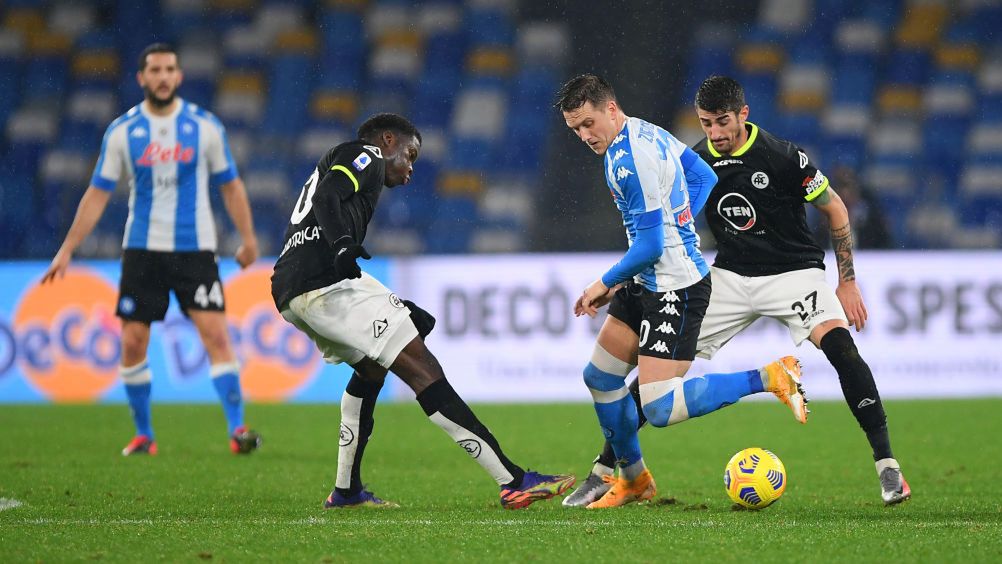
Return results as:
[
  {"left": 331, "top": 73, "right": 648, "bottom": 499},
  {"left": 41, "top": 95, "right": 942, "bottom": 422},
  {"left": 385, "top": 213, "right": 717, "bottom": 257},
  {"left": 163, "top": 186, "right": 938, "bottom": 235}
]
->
[
  {"left": 696, "top": 266, "right": 847, "bottom": 359},
  {"left": 280, "top": 273, "right": 419, "bottom": 369}
]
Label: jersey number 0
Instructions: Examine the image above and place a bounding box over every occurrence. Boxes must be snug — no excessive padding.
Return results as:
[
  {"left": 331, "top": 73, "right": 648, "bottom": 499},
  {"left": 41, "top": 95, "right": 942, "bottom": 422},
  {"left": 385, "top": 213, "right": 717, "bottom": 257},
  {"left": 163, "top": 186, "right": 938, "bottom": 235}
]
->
[{"left": 290, "top": 168, "right": 320, "bottom": 225}]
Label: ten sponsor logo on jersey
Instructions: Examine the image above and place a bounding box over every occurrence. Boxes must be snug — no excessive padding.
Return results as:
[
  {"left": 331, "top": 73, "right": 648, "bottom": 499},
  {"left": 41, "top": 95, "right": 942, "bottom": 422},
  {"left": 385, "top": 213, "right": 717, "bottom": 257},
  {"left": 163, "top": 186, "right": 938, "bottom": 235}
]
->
[{"left": 717, "top": 193, "right": 757, "bottom": 231}]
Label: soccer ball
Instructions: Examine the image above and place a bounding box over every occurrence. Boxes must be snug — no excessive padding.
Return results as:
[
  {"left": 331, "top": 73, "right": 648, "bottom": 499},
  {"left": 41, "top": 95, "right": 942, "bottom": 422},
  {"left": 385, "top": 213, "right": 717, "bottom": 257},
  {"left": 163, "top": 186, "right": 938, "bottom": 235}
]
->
[{"left": 723, "top": 447, "right": 787, "bottom": 509}]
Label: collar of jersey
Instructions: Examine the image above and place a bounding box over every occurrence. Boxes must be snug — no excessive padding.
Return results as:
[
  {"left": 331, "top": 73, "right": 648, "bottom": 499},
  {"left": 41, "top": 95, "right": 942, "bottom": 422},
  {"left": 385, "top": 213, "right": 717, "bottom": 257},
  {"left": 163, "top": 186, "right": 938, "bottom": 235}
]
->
[
  {"left": 139, "top": 97, "right": 185, "bottom": 120},
  {"left": 707, "top": 122, "right": 759, "bottom": 158}
]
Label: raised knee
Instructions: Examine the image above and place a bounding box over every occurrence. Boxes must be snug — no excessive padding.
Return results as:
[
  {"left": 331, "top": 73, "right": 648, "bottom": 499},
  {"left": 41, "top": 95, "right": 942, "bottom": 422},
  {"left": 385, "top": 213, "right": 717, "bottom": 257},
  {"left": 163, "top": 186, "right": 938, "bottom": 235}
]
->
[{"left": 643, "top": 402, "right": 669, "bottom": 427}]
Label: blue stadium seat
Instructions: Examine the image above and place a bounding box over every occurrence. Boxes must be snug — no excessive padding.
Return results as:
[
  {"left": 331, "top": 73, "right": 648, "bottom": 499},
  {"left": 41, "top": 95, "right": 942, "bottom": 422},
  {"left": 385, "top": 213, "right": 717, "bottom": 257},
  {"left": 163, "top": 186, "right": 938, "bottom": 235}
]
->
[
  {"left": 262, "top": 54, "right": 312, "bottom": 135},
  {"left": 425, "top": 196, "right": 477, "bottom": 254}
]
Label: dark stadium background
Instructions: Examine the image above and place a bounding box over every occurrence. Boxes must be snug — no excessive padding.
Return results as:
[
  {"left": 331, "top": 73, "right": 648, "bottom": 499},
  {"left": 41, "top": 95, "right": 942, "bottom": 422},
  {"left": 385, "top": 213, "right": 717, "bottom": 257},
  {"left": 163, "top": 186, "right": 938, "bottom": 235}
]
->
[{"left": 1, "top": 0, "right": 997, "bottom": 260}]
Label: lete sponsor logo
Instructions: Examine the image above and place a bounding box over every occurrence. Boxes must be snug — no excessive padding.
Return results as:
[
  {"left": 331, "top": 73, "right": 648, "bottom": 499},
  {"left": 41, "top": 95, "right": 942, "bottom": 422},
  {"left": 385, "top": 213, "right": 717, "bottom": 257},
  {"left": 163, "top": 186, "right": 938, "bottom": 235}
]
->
[{"left": 136, "top": 142, "right": 195, "bottom": 166}]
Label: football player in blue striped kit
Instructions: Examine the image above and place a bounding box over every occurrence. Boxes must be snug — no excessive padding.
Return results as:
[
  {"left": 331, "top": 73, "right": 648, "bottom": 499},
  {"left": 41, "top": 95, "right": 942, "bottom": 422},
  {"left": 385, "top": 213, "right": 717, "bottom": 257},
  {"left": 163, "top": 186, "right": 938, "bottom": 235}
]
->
[
  {"left": 555, "top": 75, "right": 808, "bottom": 509},
  {"left": 42, "top": 43, "right": 261, "bottom": 456}
]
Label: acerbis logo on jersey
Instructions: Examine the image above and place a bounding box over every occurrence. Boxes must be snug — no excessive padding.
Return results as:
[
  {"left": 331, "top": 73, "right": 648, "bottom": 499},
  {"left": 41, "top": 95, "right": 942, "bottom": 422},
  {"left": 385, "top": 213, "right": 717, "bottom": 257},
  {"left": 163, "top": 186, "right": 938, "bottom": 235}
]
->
[
  {"left": 718, "top": 193, "right": 757, "bottom": 231},
  {"left": 751, "top": 172, "right": 770, "bottom": 189},
  {"left": 363, "top": 145, "right": 383, "bottom": 158}
]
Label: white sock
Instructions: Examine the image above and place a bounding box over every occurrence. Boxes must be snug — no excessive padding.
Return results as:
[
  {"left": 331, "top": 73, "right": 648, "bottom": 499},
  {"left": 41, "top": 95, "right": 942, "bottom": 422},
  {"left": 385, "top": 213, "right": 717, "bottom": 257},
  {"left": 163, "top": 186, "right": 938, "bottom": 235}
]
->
[
  {"left": 875, "top": 457, "right": 900, "bottom": 476},
  {"left": 335, "top": 392, "right": 363, "bottom": 490},
  {"left": 621, "top": 458, "right": 647, "bottom": 481}
]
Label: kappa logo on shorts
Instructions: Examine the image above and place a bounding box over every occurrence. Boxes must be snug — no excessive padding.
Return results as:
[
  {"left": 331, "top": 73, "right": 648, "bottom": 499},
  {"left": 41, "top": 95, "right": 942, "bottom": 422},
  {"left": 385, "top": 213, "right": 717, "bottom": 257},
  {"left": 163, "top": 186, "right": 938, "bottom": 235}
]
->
[
  {"left": 388, "top": 294, "right": 405, "bottom": 308},
  {"left": 458, "top": 439, "right": 482, "bottom": 458},
  {"left": 661, "top": 291, "right": 679, "bottom": 303},
  {"left": 373, "top": 319, "right": 388, "bottom": 338},
  {"left": 648, "top": 340, "right": 670, "bottom": 354},
  {"left": 655, "top": 321, "right": 676, "bottom": 335},
  {"left": 659, "top": 303, "right": 680, "bottom": 316},
  {"left": 339, "top": 423, "right": 355, "bottom": 447}
]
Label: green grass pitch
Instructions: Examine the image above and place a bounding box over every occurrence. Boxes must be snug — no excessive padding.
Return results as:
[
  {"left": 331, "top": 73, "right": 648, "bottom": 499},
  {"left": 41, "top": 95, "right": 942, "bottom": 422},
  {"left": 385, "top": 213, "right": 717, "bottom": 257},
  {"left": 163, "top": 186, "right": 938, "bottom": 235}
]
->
[{"left": 2, "top": 399, "right": 1000, "bottom": 562}]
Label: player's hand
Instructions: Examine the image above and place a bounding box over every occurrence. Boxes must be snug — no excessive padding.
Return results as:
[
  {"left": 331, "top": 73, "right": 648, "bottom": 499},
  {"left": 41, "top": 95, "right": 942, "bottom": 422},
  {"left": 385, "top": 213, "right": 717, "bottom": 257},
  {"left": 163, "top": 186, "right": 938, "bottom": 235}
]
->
[
  {"left": 576, "top": 279, "right": 611, "bottom": 318},
  {"left": 235, "top": 238, "right": 259, "bottom": 269},
  {"left": 836, "top": 280, "right": 867, "bottom": 331},
  {"left": 40, "top": 250, "right": 71, "bottom": 285},
  {"left": 333, "top": 242, "right": 371, "bottom": 280}
]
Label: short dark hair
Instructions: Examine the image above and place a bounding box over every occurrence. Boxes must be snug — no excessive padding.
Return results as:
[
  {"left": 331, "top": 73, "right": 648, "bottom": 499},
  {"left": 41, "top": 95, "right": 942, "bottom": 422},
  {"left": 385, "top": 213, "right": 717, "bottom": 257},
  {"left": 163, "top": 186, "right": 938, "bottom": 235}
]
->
[
  {"left": 138, "top": 42, "right": 178, "bottom": 71},
  {"left": 357, "top": 113, "right": 422, "bottom": 145},
  {"left": 695, "top": 75, "right": 746, "bottom": 114},
  {"left": 554, "top": 74, "right": 617, "bottom": 113}
]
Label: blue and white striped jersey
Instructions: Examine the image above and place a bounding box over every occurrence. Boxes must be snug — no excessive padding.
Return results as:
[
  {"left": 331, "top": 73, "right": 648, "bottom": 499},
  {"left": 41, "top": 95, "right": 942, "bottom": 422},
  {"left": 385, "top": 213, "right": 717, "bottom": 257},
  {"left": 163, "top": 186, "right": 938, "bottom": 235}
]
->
[
  {"left": 90, "top": 99, "right": 239, "bottom": 252},
  {"left": 604, "top": 116, "right": 709, "bottom": 291}
]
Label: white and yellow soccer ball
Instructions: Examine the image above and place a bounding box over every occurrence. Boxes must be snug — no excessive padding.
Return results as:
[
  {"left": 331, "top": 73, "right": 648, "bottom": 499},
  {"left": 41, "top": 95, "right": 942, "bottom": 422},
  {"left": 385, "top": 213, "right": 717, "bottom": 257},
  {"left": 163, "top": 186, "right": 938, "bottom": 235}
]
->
[{"left": 723, "top": 447, "right": 787, "bottom": 509}]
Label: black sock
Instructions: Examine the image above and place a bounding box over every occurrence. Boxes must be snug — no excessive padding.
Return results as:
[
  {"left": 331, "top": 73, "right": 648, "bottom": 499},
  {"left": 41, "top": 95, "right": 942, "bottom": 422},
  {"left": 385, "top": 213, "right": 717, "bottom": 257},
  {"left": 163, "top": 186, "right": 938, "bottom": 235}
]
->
[
  {"left": 335, "top": 373, "right": 384, "bottom": 497},
  {"left": 820, "top": 327, "right": 894, "bottom": 461},
  {"left": 596, "top": 376, "right": 648, "bottom": 469},
  {"left": 416, "top": 378, "right": 526, "bottom": 488}
]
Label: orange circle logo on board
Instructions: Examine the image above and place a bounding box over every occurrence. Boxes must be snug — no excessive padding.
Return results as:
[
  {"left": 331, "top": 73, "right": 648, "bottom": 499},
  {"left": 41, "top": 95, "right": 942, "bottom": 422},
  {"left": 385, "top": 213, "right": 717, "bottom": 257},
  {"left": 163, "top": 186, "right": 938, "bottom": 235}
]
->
[
  {"left": 14, "top": 269, "right": 120, "bottom": 402},
  {"left": 224, "top": 267, "right": 320, "bottom": 401}
]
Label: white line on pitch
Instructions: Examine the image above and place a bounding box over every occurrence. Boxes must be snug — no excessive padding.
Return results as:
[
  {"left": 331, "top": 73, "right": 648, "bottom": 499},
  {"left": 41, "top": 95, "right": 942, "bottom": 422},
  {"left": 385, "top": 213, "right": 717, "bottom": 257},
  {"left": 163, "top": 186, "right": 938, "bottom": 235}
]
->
[{"left": 0, "top": 498, "right": 23, "bottom": 511}]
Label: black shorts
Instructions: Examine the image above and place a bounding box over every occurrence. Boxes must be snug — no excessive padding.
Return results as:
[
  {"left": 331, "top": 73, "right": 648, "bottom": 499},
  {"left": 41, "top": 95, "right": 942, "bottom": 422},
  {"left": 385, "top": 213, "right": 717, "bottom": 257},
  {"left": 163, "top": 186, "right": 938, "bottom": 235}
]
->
[
  {"left": 117, "top": 250, "right": 225, "bottom": 323},
  {"left": 607, "top": 274, "right": 711, "bottom": 361}
]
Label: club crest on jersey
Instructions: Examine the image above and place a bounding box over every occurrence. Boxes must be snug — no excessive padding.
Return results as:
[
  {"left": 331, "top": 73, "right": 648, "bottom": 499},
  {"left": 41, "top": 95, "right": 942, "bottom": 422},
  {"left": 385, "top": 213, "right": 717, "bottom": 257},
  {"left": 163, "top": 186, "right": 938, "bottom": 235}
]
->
[
  {"left": 353, "top": 152, "right": 372, "bottom": 171},
  {"left": 718, "top": 193, "right": 757, "bottom": 231},
  {"left": 136, "top": 142, "right": 194, "bottom": 166},
  {"left": 751, "top": 171, "right": 769, "bottom": 189}
]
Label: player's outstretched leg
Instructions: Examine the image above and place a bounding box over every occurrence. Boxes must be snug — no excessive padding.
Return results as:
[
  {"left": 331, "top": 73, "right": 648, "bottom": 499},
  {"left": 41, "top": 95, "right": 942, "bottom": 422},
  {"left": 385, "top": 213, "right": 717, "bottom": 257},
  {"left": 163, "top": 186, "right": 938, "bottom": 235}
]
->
[
  {"left": 820, "top": 328, "right": 908, "bottom": 504},
  {"left": 324, "top": 371, "right": 398, "bottom": 509},
  {"left": 121, "top": 359, "right": 157, "bottom": 456},
  {"left": 638, "top": 359, "right": 806, "bottom": 428},
  {"left": 393, "top": 339, "right": 574, "bottom": 509}
]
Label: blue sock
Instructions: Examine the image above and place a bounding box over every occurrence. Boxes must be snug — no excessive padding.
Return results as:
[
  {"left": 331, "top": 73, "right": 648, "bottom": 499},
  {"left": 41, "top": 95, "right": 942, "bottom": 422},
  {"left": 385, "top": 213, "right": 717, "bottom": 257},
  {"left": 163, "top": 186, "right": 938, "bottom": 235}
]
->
[
  {"left": 210, "top": 362, "right": 244, "bottom": 435},
  {"left": 584, "top": 362, "right": 642, "bottom": 467},
  {"left": 121, "top": 361, "right": 154, "bottom": 439},
  {"left": 642, "top": 369, "right": 762, "bottom": 427}
]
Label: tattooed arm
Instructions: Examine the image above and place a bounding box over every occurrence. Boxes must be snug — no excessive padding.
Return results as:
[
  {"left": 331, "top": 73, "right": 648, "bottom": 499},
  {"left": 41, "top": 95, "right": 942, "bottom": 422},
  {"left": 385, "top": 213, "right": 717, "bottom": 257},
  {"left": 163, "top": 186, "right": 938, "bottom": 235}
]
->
[{"left": 811, "top": 186, "right": 868, "bottom": 330}]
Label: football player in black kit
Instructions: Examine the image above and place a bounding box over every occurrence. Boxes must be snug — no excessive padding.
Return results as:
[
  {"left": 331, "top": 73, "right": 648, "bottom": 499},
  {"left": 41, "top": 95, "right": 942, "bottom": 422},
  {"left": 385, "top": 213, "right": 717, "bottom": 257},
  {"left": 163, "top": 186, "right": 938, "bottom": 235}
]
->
[
  {"left": 271, "top": 113, "right": 574, "bottom": 509},
  {"left": 564, "top": 77, "right": 909, "bottom": 507}
]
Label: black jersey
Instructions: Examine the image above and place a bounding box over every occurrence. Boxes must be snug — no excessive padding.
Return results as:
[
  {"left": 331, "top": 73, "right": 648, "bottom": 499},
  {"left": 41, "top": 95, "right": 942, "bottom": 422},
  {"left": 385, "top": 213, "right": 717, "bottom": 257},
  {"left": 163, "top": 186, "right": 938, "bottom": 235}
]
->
[
  {"left": 271, "top": 140, "right": 385, "bottom": 310},
  {"left": 694, "top": 122, "right": 829, "bottom": 277}
]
